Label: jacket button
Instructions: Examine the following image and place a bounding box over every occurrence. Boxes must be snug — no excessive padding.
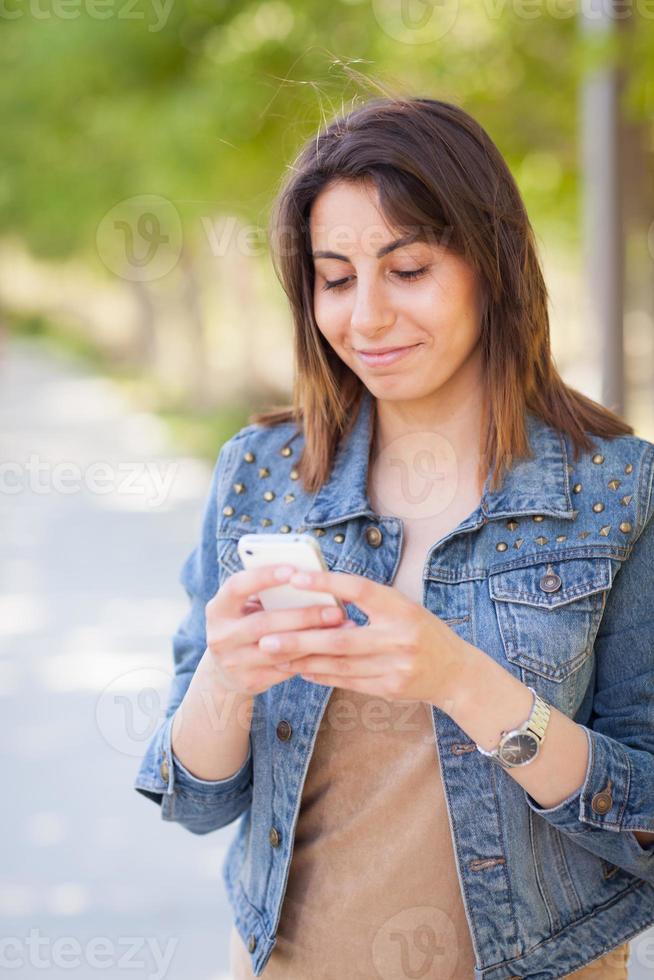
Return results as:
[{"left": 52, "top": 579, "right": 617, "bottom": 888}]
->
[
  {"left": 276, "top": 720, "right": 292, "bottom": 741},
  {"left": 365, "top": 526, "right": 383, "bottom": 547},
  {"left": 247, "top": 934, "right": 257, "bottom": 953},
  {"left": 539, "top": 572, "right": 562, "bottom": 593},
  {"left": 591, "top": 790, "right": 613, "bottom": 814},
  {"left": 269, "top": 827, "right": 281, "bottom": 847},
  {"left": 160, "top": 758, "right": 170, "bottom": 782}
]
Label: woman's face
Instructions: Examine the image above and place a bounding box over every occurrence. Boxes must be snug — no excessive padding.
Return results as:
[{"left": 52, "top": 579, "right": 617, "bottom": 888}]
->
[{"left": 310, "top": 179, "right": 485, "bottom": 403}]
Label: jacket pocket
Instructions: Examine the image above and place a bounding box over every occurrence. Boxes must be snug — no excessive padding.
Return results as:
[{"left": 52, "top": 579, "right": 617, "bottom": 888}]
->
[{"left": 488, "top": 556, "right": 613, "bottom": 681}]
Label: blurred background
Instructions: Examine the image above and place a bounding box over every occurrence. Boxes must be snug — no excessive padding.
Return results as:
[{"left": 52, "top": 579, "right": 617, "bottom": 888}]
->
[{"left": 1, "top": 0, "right": 653, "bottom": 977}]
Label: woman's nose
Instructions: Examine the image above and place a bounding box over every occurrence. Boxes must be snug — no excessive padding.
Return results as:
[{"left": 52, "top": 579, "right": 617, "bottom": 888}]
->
[{"left": 350, "top": 282, "right": 394, "bottom": 334}]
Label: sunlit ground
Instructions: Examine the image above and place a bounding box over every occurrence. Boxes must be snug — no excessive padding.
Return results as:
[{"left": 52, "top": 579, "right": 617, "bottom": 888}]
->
[{"left": 1, "top": 337, "right": 240, "bottom": 979}]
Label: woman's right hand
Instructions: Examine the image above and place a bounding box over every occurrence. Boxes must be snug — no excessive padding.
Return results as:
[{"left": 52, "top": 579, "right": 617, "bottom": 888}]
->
[{"left": 205, "top": 564, "right": 351, "bottom": 695}]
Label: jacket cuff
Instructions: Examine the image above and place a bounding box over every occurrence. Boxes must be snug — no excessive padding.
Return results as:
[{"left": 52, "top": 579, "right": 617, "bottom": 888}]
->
[
  {"left": 171, "top": 735, "right": 253, "bottom": 797},
  {"left": 133, "top": 712, "right": 176, "bottom": 807},
  {"left": 133, "top": 711, "right": 253, "bottom": 808},
  {"left": 522, "top": 724, "right": 631, "bottom": 831}
]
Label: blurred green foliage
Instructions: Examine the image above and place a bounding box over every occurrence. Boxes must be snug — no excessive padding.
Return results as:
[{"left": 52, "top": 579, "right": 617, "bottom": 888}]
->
[
  {"left": 2, "top": 0, "right": 652, "bottom": 263},
  {"left": 6, "top": 310, "right": 114, "bottom": 369},
  {"left": 3, "top": 0, "right": 653, "bottom": 452}
]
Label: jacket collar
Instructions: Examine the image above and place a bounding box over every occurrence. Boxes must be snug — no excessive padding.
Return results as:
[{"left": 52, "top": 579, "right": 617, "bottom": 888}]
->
[{"left": 302, "top": 387, "right": 576, "bottom": 528}]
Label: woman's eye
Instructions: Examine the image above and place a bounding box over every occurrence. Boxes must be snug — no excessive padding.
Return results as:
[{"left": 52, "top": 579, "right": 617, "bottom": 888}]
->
[
  {"left": 321, "top": 276, "right": 351, "bottom": 292},
  {"left": 321, "top": 267, "right": 428, "bottom": 292},
  {"left": 395, "top": 266, "right": 428, "bottom": 281}
]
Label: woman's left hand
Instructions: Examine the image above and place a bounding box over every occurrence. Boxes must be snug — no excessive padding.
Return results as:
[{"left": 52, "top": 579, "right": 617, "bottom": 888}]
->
[{"left": 258, "top": 568, "right": 467, "bottom": 709}]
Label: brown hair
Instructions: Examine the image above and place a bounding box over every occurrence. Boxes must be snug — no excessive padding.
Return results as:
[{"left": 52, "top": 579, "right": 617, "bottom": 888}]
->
[{"left": 250, "top": 94, "right": 633, "bottom": 495}]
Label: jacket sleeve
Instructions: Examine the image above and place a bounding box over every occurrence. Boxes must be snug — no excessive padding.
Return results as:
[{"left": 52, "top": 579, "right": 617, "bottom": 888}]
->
[
  {"left": 132, "top": 432, "right": 254, "bottom": 835},
  {"left": 523, "top": 443, "right": 654, "bottom": 884}
]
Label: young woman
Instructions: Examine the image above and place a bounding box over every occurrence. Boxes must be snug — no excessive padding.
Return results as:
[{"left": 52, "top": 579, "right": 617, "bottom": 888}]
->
[{"left": 134, "top": 97, "right": 654, "bottom": 979}]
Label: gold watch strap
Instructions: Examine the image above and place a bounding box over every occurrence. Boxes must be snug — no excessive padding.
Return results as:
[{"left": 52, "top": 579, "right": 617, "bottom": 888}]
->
[{"left": 526, "top": 692, "right": 551, "bottom": 742}]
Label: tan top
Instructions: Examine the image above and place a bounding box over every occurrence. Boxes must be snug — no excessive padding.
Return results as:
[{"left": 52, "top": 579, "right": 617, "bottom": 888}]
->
[
  {"left": 230, "top": 712, "right": 478, "bottom": 977},
  {"left": 230, "top": 457, "right": 629, "bottom": 979}
]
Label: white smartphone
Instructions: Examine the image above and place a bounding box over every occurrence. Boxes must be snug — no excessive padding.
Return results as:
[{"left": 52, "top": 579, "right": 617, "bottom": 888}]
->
[{"left": 236, "top": 533, "right": 347, "bottom": 614}]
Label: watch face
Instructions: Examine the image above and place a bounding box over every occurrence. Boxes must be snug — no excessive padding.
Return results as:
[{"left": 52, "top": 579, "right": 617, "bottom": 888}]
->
[{"left": 499, "top": 732, "right": 539, "bottom": 766}]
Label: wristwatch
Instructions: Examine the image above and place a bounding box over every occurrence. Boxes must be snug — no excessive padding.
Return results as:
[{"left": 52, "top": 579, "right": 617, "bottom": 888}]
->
[{"left": 476, "top": 686, "right": 551, "bottom": 769}]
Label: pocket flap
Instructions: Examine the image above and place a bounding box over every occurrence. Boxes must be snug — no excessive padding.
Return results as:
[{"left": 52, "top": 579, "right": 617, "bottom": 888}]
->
[{"left": 489, "top": 557, "right": 613, "bottom": 609}]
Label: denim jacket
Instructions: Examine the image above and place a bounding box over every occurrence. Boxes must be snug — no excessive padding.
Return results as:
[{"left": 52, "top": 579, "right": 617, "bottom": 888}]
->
[{"left": 134, "top": 387, "right": 654, "bottom": 979}]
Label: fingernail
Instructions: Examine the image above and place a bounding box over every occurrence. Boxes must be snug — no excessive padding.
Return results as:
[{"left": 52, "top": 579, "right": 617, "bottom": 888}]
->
[
  {"left": 291, "top": 572, "right": 311, "bottom": 586},
  {"left": 260, "top": 636, "right": 280, "bottom": 651},
  {"left": 274, "top": 566, "right": 294, "bottom": 580}
]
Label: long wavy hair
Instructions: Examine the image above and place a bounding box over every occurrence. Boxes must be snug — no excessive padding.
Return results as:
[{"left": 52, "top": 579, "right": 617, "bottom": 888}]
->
[{"left": 250, "top": 95, "right": 632, "bottom": 495}]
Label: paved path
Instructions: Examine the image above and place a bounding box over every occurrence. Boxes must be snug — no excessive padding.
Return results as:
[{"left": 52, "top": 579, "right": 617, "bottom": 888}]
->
[
  {"left": 1, "top": 335, "right": 651, "bottom": 979},
  {"left": 1, "top": 336, "right": 236, "bottom": 979}
]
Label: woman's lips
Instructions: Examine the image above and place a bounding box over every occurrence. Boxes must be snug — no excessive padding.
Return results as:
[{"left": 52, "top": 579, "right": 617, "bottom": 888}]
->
[{"left": 356, "top": 343, "right": 421, "bottom": 367}]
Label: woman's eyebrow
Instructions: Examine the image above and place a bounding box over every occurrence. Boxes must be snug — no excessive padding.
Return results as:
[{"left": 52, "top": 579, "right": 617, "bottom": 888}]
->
[{"left": 311, "top": 232, "right": 420, "bottom": 262}]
